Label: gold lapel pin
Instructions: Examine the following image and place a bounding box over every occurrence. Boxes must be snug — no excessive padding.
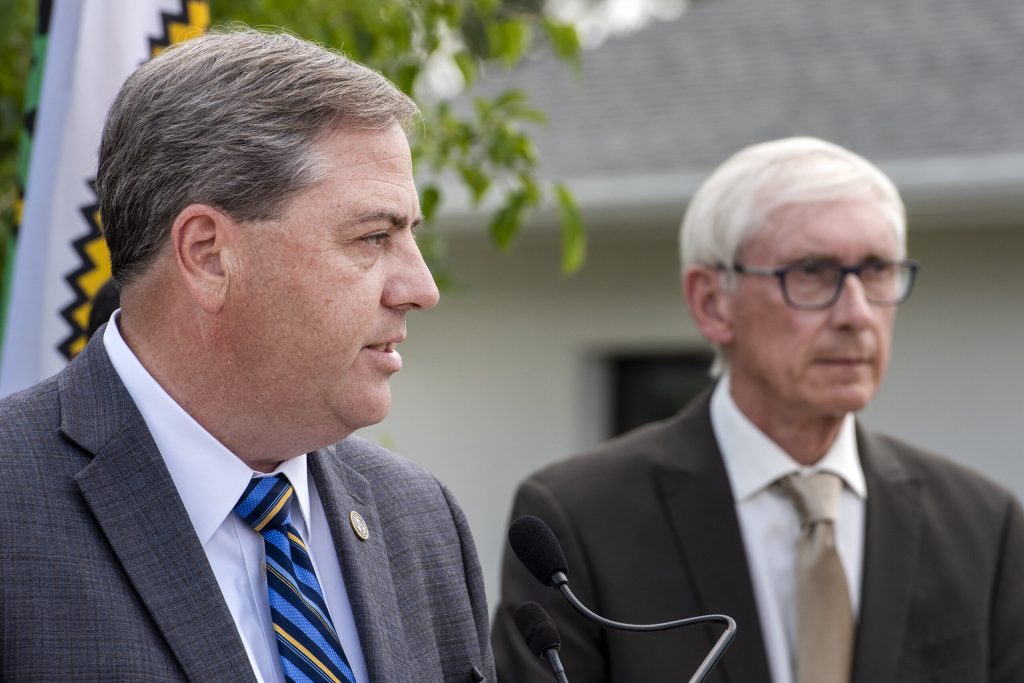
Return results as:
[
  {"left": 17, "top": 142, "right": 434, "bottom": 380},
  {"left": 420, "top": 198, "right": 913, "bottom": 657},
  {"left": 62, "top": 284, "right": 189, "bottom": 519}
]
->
[{"left": 349, "top": 510, "right": 369, "bottom": 541}]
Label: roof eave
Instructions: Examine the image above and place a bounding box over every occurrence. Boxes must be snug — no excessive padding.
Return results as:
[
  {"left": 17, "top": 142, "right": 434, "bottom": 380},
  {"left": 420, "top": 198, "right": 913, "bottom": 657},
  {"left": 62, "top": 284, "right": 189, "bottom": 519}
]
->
[{"left": 435, "top": 152, "right": 1024, "bottom": 234}]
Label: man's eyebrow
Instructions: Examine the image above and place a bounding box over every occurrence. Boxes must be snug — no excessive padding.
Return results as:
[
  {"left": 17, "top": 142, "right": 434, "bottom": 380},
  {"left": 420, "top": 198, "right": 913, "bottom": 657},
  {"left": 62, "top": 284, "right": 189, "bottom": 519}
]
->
[{"left": 344, "top": 210, "right": 423, "bottom": 229}]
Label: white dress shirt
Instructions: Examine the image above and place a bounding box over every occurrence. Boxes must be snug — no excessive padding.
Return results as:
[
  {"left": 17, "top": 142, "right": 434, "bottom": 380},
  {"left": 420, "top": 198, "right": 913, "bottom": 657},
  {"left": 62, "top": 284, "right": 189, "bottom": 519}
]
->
[
  {"left": 711, "top": 374, "right": 866, "bottom": 683},
  {"left": 103, "top": 313, "right": 369, "bottom": 683}
]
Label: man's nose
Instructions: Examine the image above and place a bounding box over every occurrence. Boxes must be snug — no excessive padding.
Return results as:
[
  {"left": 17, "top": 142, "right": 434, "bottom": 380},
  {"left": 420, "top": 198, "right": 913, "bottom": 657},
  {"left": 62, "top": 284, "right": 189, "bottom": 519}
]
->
[
  {"left": 385, "top": 237, "right": 440, "bottom": 311},
  {"left": 830, "top": 271, "right": 874, "bottom": 324}
]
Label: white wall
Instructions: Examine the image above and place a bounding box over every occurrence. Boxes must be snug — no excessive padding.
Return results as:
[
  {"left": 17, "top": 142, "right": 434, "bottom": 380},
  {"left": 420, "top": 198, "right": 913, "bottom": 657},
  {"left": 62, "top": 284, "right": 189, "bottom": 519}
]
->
[
  {"left": 861, "top": 226, "right": 1024, "bottom": 485},
  {"left": 359, "top": 223, "right": 1024, "bottom": 610}
]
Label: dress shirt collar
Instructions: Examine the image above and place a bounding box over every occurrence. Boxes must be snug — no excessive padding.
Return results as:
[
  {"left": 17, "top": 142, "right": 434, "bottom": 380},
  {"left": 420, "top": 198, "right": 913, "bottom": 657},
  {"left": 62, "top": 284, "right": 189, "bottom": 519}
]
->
[
  {"left": 711, "top": 373, "right": 867, "bottom": 502},
  {"left": 102, "top": 312, "right": 313, "bottom": 544}
]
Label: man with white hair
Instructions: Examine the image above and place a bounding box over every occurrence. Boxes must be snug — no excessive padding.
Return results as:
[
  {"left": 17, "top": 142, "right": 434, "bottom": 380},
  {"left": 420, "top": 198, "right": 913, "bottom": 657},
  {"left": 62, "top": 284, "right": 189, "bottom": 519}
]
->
[
  {"left": 0, "top": 29, "right": 494, "bottom": 682},
  {"left": 492, "top": 137, "right": 1024, "bottom": 682}
]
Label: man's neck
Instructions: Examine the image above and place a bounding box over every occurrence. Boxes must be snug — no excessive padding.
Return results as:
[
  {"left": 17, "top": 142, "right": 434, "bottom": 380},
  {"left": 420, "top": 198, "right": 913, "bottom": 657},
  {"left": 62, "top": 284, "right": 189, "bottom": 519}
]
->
[
  {"left": 117, "top": 308, "right": 348, "bottom": 472},
  {"left": 727, "top": 383, "right": 846, "bottom": 466},
  {"left": 753, "top": 416, "right": 844, "bottom": 466}
]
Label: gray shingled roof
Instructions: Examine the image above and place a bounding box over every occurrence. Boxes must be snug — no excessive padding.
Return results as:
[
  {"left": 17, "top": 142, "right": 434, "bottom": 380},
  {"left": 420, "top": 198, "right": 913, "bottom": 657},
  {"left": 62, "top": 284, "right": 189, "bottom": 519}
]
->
[{"left": 469, "top": 0, "right": 1024, "bottom": 188}]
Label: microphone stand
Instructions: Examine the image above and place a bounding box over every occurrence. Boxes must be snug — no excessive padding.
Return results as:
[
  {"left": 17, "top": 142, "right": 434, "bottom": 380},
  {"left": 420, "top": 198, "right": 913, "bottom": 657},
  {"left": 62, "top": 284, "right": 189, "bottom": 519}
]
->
[
  {"left": 543, "top": 648, "right": 570, "bottom": 683},
  {"left": 552, "top": 571, "right": 736, "bottom": 683}
]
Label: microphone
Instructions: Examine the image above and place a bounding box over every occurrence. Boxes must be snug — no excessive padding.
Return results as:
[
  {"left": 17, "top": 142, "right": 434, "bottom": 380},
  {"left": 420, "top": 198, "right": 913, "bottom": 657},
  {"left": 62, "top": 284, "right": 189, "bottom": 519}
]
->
[
  {"left": 508, "top": 515, "right": 736, "bottom": 683},
  {"left": 514, "top": 601, "right": 570, "bottom": 683},
  {"left": 507, "top": 514, "right": 569, "bottom": 587}
]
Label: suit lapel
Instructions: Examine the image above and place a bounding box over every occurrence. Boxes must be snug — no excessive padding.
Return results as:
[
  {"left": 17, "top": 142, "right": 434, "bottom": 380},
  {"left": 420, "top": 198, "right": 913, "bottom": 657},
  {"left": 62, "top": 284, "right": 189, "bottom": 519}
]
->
[
  {"left": 309, "top": 445, "right": 409, "bottom": 683},
  {"left": 62, "top": 338, "right": 255, "bottom": 683},
  {"left": 851, "top": 427, "right": 923, "bottom": 683},
  {"left": 654, "top": 395, "right": 772, "bottom": 683}
]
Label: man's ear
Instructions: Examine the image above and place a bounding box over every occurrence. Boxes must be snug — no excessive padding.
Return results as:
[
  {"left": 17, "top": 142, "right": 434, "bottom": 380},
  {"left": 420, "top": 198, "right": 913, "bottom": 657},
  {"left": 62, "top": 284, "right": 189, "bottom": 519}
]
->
[
  {"left": 684, "top": 265, "right": 735, "bottom": 345},
  {"left": 170, "top": 204, "right": 237, "bottom": 313}
]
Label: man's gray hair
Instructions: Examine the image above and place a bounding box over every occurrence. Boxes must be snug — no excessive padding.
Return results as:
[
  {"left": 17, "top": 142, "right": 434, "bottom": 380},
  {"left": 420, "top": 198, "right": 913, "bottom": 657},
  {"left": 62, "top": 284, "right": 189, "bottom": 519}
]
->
[
  {"left": 679, "top": 136, "right": 907, "bottom": 374},
  {"left": 96, "top": 28, "right": 419, "bottom": 284}
]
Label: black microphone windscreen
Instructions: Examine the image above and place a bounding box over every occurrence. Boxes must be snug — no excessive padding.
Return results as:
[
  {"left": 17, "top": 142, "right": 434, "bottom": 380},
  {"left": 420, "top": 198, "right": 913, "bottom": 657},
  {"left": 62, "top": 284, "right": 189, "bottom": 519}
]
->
[
  {"left": 508, "top": 515, "right": 569, "bottom": 586},
  {"left": 514, "top": 601, "right": 562, "bottom": 658}
]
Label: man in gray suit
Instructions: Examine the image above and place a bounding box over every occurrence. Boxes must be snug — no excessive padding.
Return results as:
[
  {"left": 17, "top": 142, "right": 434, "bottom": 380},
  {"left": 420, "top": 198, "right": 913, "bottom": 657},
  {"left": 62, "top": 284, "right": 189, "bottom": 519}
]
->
[
  {"left": 0, "top": 29, "right": 494, "bottom": 682},
  {"left": 492, "top": 137, "right": 1024, "bottom": 682}
]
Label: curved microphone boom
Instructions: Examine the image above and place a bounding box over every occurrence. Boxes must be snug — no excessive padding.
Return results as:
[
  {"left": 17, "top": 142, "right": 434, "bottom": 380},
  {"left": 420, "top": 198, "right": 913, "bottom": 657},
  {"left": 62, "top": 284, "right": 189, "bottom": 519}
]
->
[
  {"left": 514, "top": 602, "right": 570, "bottom": 683},
  {"left": 508, "top": 515, "right": 737, "bottom": 683}
]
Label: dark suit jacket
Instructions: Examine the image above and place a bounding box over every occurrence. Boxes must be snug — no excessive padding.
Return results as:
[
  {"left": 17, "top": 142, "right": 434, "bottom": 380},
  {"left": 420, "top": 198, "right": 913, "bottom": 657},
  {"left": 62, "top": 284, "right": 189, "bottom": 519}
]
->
[
  {"left": 492, "top": 392, "right": 1024, "bottom": 682},
  {"left": 0, "top": 335, "right": 495, "bottom": 682}
]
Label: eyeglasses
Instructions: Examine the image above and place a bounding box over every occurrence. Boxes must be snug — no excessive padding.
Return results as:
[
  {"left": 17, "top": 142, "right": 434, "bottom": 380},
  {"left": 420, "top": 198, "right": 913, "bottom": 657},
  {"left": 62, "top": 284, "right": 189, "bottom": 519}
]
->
[{"left": 717, "top": 258, "right": 919, "bottom": 310}]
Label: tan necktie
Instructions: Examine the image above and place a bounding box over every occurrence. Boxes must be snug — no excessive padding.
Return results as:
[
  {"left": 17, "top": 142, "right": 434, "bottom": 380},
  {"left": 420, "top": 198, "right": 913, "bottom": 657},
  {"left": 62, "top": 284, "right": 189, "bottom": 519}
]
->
[{"left": 777, "top": 472, "right": 854, "bottom": 683}]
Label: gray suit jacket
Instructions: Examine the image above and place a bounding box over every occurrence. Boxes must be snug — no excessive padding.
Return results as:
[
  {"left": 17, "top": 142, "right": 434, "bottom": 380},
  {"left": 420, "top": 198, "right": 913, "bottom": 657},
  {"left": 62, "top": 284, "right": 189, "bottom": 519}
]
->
[
  {"left": 0, "top": 334, "right": 495, "bottom": 682},
  {"left": 492, "top": 391, "right": 1024, "bottom": 682}
]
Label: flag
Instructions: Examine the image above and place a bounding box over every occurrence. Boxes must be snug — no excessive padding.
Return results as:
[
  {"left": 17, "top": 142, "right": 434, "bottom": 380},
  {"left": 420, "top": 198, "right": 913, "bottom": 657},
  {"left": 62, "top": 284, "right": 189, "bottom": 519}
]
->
[{"left": 0, "top": 0, "right": 208, "bottom": 398}]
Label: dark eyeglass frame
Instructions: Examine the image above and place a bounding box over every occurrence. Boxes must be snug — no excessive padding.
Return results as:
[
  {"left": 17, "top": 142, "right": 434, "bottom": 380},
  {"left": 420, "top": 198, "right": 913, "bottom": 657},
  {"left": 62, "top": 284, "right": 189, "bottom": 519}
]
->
[{"left": 716, "top": 259, "right": 920, "bottom": 310}]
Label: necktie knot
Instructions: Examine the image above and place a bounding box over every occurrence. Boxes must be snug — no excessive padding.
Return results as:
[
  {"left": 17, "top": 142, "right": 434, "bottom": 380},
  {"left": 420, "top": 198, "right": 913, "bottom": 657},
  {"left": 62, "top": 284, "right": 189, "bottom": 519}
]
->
[
  {"left": 234, "top": 475, "right": 293, "bottom": 532},
  {"left": 777, "top": 471, "right": 842, "bottom": 526}
]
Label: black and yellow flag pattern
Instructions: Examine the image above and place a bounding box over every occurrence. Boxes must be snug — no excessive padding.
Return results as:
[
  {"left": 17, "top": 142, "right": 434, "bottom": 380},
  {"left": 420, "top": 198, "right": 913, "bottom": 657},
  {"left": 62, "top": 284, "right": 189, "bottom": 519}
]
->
[
  {"left": 0, "top": 0, "right": 208, "bottom": 395},
  {"left": 60, "top": 1, "right": 210, "bottom": 359}
]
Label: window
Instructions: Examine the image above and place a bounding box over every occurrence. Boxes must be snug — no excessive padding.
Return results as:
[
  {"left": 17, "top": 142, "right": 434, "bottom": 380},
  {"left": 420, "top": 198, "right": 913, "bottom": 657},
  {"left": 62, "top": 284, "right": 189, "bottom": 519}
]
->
[{"left": 609, "top": 351, "right": 714, "bottom": 437}]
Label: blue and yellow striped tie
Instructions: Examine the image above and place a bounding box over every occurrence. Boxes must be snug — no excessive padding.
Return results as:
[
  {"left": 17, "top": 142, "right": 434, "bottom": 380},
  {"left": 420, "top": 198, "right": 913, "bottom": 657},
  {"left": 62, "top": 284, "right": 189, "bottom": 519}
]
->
[{"left": 235, "top": 475, "right": 357, "bottom": 683}]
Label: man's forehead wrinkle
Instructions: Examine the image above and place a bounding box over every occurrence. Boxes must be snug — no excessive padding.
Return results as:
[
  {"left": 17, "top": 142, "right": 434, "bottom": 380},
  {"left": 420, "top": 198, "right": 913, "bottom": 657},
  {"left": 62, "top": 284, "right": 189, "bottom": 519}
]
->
[
  {"left": 332, "top": 148, "right": 410, "bottom": 169},
  {"left": 362, "top": 177, "right": 415, "bottom": 193},
  {"left": 339, "top": 156, "right": 409, "bottom": 172},
  {"left": 325, "top": 159, "right": 414, "bottom": 195}
]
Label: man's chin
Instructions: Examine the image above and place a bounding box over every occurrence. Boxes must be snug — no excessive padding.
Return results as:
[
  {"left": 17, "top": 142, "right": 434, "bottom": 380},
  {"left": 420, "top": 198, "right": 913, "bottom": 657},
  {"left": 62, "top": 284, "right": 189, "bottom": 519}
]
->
[
  {"left": 336, "top": 386, "right": 393, "bottom": 433},
  {"left": 814, "top": 385, "right": 876, "bottom": 416}
]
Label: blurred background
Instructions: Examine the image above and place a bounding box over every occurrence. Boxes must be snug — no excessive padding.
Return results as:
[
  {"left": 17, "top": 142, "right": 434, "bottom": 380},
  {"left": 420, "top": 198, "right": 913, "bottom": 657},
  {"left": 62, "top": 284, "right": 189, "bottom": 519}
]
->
[{"left": 2, "top": 0, "right": 1022, "bottom": 611}]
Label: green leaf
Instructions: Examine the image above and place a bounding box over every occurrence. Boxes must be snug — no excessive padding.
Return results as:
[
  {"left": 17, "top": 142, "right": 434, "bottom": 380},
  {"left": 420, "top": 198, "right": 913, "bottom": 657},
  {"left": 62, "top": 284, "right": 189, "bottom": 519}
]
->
[
  {"left": 491, "top": 90, "right": 547, "bottom": 125},
  {"left": 542, "top": 18, "right": 581, "bottom": 64},
  {"left": 494, "top": 89, "right": 528, "bottom": 110},
  {"left": 352, "top": 26, "right": 377, "bottom": 61},
  {"left": 514, "top": 135, "right": 538, "bottom": 165},
  {"left": 519, "top": 173, "right": 541, "bottom": 204},
  {"left": 392, "top": 62, "right": 420, "bottom": 96},
  {"left": 497, "top": 20, "right": 530, "bottom": 65},
  {"left": 420, "top": 184, "right": 441, "bottom": 222},
  {"left": 487, "top": 126, "right": 523, "bottom": 165},
  {"left": 438, "top": 2, "right": 462, "bottom": 26},
  {"left": 453, "top": 50, "right": 478, "bottom": 87},
  {"left": 514, "top": 107, "right": 548, "bottom": 125},
  {"left": 414, "top": 228, "right": 459, "bottom": 292},
  {"left": 459, "top": 164, "right": 491, "bottom": 205},
  {"left": 554, "top": 182, "right": 586, "bottom": 274},
  {"left": 473, "top": 96, "right": 493, "bottom": 120},
  {"left": 473, "top": 0, "right": 500, "bottom": 16},
  {"left": 484, "top": 20, "right": 505, "bottom": 60},
  {"left": 489, "top": 191, "right": 527, "bottom": 250},
  {"left": 460, "top": 8, "right": 490, "bottom": 58}
]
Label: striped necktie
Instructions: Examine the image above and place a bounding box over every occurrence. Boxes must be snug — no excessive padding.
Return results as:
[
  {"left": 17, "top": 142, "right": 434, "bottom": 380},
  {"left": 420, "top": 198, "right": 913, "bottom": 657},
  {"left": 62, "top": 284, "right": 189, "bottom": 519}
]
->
[{"left": 235, "top": 475, "right": 357, "bottom": 683}]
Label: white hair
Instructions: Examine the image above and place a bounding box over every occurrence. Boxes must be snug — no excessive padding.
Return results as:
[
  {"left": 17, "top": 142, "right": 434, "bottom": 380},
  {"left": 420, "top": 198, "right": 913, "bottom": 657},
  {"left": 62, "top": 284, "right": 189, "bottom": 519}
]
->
[{"left": 679, "top": 137, "right": 907, "bottom": 374}]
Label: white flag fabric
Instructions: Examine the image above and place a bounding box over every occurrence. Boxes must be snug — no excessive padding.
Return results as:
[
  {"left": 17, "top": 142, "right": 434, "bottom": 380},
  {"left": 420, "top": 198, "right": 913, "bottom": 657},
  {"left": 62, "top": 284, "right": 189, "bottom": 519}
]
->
[{"left": 0, "top": 0, "right": 208, "bottom": 397}]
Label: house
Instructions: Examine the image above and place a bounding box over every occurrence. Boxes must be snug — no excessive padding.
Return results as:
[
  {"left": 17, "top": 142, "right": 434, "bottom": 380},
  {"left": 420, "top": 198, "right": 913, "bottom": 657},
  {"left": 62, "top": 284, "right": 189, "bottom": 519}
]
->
[{"left": 360, "top": 0, "right": 1024, "bottom": 601}]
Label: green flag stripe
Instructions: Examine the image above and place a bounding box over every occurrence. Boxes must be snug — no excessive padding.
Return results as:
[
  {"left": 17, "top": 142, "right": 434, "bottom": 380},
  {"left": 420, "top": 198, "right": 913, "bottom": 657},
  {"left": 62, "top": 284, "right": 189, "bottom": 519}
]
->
[{"left": 0, "top": 0, "right": 52, "bottom": 352}]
